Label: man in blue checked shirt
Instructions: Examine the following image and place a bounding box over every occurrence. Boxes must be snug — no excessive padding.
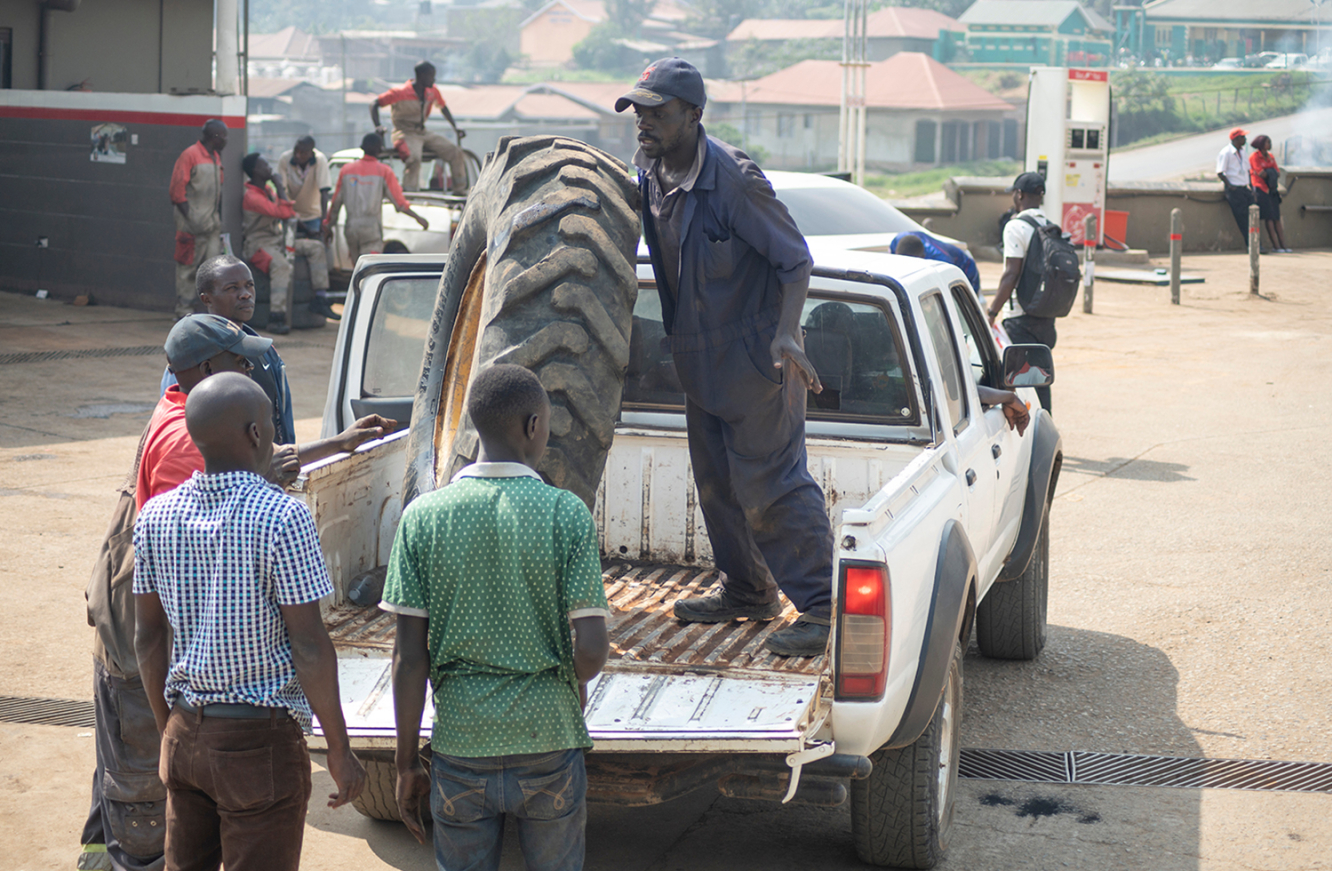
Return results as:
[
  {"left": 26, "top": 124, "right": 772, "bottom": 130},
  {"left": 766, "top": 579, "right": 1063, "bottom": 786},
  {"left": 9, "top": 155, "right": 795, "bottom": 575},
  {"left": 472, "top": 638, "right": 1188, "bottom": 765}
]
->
[{"left": 133, "top": 373, "right": 365, "bottom": 871}]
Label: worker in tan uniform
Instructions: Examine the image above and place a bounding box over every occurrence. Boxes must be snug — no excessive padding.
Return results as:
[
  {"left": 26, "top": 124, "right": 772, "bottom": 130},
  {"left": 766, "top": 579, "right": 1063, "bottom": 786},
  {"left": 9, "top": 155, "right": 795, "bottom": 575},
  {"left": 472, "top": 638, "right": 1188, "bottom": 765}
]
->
[
  {"left": 324, "top": 133, "right": 429, "bottom": 265},
  {"left": 169, "top": 120, "right": 227, "bottom": 320},
  {"left": 241, "top": 153, "right": 331, "bottom": 335},
  {"left": 276, "top": 136, "right": 340, "bottom": 321},
  {"left": 370, "top": 61, "right": 469, "bottom": 194}
]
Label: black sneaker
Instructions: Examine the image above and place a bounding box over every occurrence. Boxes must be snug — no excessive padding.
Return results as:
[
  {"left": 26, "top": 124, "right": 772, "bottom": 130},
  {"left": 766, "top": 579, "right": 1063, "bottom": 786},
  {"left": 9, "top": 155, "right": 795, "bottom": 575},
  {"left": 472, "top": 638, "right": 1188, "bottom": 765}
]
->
[
  {"left": 266, "top": 312, "right": 290, "bottom": 335},
  {"left": 673, "top": 588, "right": 782, "bottom": 624},
  {"left": 309, "top": 298, "right": 342, "bottom": 321},
  {"left": 765, "top": 618, "right": 830, "bottom": 657}
]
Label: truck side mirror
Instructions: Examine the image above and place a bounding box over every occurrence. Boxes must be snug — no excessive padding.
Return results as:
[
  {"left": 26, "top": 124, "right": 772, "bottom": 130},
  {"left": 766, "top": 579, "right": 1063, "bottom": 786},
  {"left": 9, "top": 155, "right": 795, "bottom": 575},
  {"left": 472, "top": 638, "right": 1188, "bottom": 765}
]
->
[{"left": 1001, "top": 344, "right": 1055, "bottom": 389}]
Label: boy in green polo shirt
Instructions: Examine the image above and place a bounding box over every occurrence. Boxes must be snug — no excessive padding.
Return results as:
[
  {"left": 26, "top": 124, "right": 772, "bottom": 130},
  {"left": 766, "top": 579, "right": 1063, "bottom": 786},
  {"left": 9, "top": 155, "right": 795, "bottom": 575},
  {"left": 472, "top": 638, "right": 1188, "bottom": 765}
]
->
[{"left": 382, "top": 364, "right": 610, "bottom": 871}]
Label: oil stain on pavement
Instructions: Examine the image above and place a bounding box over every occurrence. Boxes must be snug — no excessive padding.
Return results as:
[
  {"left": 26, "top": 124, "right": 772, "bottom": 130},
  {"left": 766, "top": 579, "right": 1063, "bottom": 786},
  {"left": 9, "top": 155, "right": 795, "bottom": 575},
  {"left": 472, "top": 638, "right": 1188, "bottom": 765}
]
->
[{"left": 980, "top": 792, "right": 1102, "bottom": 824}]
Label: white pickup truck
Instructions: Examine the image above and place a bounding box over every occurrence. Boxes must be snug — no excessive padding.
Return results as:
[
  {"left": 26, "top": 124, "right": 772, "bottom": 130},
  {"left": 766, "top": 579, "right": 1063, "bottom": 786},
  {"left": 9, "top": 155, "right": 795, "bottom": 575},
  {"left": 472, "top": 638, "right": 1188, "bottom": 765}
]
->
[{"left": 298, "top": 243, "right": 1061, "bottom": 868}]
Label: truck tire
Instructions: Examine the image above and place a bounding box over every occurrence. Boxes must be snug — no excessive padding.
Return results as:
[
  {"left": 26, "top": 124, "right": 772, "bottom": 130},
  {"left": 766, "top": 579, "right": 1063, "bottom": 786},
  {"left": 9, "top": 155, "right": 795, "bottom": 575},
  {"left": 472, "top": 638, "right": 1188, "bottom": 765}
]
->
[
  {"left": 351, "top": 758, "right": 404, "bottom": 821},
  {"left": 975, "top": 508, "right": 1049, "bottom": 660},
  {"left": 851, "top": 639, "right": 962, "bottom": 869},
  {"left": 406, "top": 135, "right": 641, "bottom": 508},
  {"left": 351, "top": 756, "right": 432, "bottom": 828}
]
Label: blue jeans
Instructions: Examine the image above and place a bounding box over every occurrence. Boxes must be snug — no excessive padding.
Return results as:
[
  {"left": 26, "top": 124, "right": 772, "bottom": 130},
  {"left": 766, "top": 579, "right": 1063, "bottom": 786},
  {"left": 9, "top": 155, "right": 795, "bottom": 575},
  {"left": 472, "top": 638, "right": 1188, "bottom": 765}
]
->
[{"left": 430, "top": 748, "right": 586, "bottom": 871}]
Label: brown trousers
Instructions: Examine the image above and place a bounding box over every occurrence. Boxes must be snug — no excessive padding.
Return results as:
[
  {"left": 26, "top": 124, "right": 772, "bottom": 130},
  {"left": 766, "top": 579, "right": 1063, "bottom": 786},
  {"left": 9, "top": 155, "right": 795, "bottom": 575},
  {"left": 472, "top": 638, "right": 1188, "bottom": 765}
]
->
[{"left": 159, "top": 707, "right": 311, "bottom": 871}]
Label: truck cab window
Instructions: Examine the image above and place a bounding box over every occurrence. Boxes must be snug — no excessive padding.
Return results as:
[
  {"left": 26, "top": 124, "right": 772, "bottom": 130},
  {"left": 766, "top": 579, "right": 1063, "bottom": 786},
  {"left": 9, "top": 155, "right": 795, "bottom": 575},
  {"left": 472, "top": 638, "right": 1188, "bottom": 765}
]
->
[
  {"left": 919, "top": 293, "right": 969, "bottom": 433},
  {"left": 950, "top": 284, "right": 998, "bottom": 388},
  {"left": 622, "top": 287, "right": 916, "bottom": 425},
  {"left": 362, "top": 278, "right": 436, "bottom": 399}
]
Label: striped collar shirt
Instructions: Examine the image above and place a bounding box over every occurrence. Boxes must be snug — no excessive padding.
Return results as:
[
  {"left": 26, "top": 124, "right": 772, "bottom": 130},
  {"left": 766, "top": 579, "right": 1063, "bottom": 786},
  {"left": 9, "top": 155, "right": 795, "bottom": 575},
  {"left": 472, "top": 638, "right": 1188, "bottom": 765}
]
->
[{"left": 133, "top": 470, "right": 333, "bottom": 727}]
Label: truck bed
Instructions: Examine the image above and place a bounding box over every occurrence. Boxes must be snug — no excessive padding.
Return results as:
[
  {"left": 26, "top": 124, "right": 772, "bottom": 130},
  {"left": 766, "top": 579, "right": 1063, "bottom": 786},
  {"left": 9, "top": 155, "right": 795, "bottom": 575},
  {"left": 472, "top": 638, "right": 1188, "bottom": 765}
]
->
[{"left": 326, "top": 562, "right": 823, "bottom": 678}]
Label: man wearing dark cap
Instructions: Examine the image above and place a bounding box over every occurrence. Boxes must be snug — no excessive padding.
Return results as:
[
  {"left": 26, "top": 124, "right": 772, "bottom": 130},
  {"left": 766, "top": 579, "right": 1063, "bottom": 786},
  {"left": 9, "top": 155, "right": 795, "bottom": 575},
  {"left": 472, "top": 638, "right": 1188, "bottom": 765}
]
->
[
  {"left": 988, "top": 171, "right": 1056, "bottom": 412},
  {"left": 615, "top": 57, "right": 834, "bottom": 657},
  {"left": 1217, "top": 128, "right": 1253, "bottom": 247},
  {"left": 323, "top": 133, "right": 429, "bottom": 266}
]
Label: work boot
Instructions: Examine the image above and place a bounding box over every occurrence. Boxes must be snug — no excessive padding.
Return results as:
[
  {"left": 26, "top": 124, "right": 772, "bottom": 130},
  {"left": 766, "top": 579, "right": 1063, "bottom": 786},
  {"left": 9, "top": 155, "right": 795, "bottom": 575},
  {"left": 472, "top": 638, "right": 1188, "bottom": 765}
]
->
[
  {"left": 673, "top": 587, "right": 782, "bottom": 624},
  {"left": 266, "top": 312, "right": 290, "bottom": 335},
  {"left": 765, "top": 617, "right": 831, "bottom": 657},
  {"left": 309, "top": 297, "right": 341, "bottom": 321}
]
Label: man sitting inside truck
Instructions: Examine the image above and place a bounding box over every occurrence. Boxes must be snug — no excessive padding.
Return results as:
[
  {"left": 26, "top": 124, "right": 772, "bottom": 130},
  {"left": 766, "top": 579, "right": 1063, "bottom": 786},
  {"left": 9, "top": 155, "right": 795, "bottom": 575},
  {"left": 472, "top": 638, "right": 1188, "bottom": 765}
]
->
[{"left": 382, "top": 364, "right": 610, "bottom": 870}]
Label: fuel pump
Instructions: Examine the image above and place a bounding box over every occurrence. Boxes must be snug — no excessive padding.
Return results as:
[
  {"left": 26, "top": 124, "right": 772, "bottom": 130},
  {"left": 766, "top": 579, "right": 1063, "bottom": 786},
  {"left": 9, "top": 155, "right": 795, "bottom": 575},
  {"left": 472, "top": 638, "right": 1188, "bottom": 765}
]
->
[{"left": 1023, "top": 67, "right": 1111, "bottom": 246}]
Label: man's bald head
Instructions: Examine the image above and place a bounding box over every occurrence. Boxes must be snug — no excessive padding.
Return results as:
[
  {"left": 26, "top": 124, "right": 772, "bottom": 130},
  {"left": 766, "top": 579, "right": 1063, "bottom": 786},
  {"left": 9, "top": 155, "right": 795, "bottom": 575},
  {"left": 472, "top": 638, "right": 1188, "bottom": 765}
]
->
[
  {"left": 185, "top": 372, "right": 275, "bottom": 475},
  {"left": 895, "top": 233, "right": 926, "bottom": 258}
]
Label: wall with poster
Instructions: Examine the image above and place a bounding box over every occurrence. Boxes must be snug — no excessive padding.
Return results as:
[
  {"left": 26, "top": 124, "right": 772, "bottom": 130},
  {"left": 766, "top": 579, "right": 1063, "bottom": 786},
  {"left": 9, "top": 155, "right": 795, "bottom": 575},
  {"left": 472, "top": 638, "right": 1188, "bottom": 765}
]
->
[{"left": 0, "top": 91, "right": 247, "bottom": 310}]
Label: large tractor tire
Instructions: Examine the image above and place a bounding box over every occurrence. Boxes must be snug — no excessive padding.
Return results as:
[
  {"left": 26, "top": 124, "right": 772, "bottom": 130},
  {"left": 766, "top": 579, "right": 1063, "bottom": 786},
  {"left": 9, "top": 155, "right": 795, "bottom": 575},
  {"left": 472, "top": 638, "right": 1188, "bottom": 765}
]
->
[{"left": 404, "top": 136, "right": 641, "bottom": 509}]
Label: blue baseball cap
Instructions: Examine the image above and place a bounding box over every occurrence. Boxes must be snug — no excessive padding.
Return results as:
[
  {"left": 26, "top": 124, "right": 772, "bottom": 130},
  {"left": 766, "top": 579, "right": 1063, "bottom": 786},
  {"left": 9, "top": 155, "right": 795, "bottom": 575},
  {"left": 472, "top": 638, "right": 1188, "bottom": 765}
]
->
[
  {"left": 615, "top": 57, "right": 707, "bottom": 113},
  {"left": 165, "top": 314, "right": 272, "bottom": 371}
]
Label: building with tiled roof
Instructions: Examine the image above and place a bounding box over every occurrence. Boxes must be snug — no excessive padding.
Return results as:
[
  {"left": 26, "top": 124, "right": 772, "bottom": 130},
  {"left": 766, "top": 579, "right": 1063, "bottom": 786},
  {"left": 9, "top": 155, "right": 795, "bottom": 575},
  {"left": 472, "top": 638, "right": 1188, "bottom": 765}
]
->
[
  {"left": 706, "top": 52, "right": 1019, "bottom": 170},
  {"left": 1141, "top": 0, "right": 1332, "bottom": 63},
  {"left": 958, "top": 0, "right": 1112, "bottom": 66}
]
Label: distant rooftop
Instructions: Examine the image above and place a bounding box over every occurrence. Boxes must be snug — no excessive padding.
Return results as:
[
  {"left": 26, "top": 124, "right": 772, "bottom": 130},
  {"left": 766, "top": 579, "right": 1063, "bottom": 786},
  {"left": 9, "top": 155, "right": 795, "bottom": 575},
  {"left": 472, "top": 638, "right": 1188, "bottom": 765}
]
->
[
  {"left": 1143, "top": 0, "right": 1332, "bottom": 24},
  {"left": 708, "top": 52, "right": 1013, "bottom": 112},
  {"left": 959, "top": 1, "right": 1113, "bottom": 33},
  {"left": 727, "top": 7, "right": 963, "bottom": 42}
]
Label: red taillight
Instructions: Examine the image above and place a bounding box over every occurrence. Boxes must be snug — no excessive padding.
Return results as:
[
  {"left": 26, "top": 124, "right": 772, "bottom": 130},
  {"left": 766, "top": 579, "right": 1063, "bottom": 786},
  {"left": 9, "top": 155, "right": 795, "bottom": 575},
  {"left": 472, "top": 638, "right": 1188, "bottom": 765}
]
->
[
  {"left": 836, "top": 563, "right": 890, "bottom": 700},
  {"left": 844, "top": 566, "right": 886, "bottom": 616}
]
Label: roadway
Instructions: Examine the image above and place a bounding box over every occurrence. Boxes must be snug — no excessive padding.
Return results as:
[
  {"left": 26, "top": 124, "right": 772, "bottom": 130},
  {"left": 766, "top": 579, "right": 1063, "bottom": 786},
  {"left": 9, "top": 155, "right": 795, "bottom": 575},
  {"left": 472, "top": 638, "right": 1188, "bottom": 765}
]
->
[
  {"left": 2, "top": 249, "right": 1331, "bottom": 869},
  {"left": 1108, "top": 106, "right": 1332, "bottom": 182}
]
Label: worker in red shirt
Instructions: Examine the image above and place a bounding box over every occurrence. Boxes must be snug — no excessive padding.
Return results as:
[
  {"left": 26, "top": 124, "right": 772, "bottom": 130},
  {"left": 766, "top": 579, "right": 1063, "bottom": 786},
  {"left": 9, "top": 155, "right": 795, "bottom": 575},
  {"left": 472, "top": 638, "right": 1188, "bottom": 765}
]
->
[
  {"left": 324, "top": 133, "right": 430, "bottom": 265},
  {"left": 370, "top": 61, "right": 469, "bottom": 194},
  {"left": 241, "top": 153, "right": 331, "bottom": 335},
  {"left": 169, "top": 120, "right": 227, "bottom": 320}
]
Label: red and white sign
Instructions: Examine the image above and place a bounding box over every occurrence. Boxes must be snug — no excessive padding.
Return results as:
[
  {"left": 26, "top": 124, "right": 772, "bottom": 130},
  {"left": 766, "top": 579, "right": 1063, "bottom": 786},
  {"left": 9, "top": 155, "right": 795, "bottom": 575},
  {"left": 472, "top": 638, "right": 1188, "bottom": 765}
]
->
[{"left": 1068, "top": 68, "right": 1108, "bottom": 83}]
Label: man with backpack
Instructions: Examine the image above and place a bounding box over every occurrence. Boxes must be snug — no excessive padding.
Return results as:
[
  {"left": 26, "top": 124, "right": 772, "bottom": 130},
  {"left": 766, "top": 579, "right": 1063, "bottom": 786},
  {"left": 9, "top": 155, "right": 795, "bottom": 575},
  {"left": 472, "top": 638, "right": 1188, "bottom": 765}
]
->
[{"left": 987, "top": 171, "right": 1080, "bottom": 413}]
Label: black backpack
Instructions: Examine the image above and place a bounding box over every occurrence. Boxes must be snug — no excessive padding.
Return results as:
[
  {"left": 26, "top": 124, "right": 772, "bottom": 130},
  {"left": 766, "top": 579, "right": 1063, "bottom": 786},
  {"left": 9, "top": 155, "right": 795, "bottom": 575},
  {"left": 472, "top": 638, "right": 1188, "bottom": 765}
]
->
[{"left": 1015, "top": 216, "right": 1081, "bottom": 318}]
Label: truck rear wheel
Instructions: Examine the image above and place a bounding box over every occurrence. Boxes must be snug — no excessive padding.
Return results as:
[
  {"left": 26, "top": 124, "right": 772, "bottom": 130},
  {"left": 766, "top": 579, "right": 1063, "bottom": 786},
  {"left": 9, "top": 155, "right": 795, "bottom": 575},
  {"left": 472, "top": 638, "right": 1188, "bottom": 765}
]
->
[
  {"left": 975, "top": 508, "right": 1049, "bottom": 660},
  {"left": 351, "top": 755, "right": 432, "bottom": 827},
  {"left": 406, "top": 135, "right": 641, "bottom": 508},
  {"left": 851, "top": 638, "right": 962, "bottom": 869},
  {"left": 352, "top": 759, "right": 404, "bottom": 821}
]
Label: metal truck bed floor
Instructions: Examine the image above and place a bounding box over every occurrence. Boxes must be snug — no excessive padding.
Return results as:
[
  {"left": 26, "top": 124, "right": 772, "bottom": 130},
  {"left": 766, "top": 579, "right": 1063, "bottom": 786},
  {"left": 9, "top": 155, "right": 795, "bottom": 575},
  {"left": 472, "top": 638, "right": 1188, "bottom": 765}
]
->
[{"left": 327, "top": 563, "right": 824, "bottom": 677}]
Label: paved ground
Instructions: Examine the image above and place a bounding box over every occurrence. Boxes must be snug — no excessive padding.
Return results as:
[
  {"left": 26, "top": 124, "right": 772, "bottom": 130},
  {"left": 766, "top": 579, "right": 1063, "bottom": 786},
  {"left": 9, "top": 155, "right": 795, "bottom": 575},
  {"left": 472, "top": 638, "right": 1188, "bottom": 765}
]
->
[
  {"left": 2, "top": 251, "right": 1330, "bottom": 870},
  {"left": 1108, "top": 106, "right": 1332, "bottom": 182}
]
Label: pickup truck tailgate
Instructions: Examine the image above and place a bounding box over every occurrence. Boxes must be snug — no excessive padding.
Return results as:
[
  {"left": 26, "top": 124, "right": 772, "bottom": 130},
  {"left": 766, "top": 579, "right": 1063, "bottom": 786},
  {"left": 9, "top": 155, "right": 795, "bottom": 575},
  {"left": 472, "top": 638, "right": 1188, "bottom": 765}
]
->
[{"left": 323, "top": 565, "right": 828, "bottom": 752}]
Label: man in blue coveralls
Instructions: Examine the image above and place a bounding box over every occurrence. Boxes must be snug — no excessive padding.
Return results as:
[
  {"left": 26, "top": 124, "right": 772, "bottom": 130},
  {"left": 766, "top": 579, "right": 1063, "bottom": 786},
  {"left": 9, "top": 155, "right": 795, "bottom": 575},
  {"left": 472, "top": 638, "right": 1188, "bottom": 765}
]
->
[{"left": 615, "top": 58, "right": 834, "bottom": 657}]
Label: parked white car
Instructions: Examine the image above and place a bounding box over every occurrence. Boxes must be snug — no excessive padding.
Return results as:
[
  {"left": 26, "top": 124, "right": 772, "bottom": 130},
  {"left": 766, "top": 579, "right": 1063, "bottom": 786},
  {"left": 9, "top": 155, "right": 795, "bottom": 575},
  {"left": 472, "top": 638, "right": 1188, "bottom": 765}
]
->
[
  {"left": 1265, "top": 53, "right": 1308, "bottom": 69},
  {"left": 766, "top": 170, "right": 969, "bottom": 253}
]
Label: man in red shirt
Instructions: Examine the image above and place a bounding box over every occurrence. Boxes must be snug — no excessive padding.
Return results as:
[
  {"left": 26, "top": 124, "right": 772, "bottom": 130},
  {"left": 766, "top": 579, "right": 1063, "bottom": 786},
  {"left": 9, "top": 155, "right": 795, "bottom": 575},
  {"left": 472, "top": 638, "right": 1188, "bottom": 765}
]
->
[
  {"left": 169, "top": 121, "right": 228, "bottom": 320},
  {"left": 370, "top": 61, "right": 468, "bottom": 194},
  {"left": 241, "top": 153, "right": 331, "bottom": 335},
  {"left": 324, "top": 134, "right": 429, "bottom": 265}
]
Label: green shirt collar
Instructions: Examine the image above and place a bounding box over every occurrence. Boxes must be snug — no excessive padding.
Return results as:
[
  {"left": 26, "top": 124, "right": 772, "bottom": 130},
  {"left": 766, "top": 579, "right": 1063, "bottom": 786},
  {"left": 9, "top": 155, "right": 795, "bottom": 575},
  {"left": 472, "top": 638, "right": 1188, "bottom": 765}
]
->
[{"left": 450, "top": 462, "right": 542, "bottom": 483}]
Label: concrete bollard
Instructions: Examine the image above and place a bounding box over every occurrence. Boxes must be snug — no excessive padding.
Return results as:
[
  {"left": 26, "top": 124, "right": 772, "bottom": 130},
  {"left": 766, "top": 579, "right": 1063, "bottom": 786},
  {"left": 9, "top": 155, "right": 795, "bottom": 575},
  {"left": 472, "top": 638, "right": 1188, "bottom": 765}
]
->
[
  {"left": 1249, "top": 203, "right": 1260, "bottom": 295},
  {"left": 1169, "top": 208, "right": 1182, "bottom": 305},
  {"left": 1082, "top": 213, "right": 1096, "bottom": 314}
]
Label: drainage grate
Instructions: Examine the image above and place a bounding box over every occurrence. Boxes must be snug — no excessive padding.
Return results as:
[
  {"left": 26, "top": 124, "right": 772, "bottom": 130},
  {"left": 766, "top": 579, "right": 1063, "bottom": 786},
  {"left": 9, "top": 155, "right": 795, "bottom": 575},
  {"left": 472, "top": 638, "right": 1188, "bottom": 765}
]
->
[
  {"left": 0, "top": 696, "right": 96, "bottom": 727},
  {"left": 0, "top": 346, "right": 162, "bottom": 365},
  {"left": 961, "top": 748, "right": 1332, "bottom": 794}
]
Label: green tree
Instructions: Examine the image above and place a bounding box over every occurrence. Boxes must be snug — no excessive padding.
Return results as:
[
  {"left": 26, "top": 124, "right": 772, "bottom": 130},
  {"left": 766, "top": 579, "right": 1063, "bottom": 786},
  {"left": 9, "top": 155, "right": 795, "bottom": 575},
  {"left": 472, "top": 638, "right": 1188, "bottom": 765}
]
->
[
  {"left": 608, "top": 0, "right": 658, "bottom": 34},
  {"left": 728, "top": 36, "right": 839, "bottom": 79}
]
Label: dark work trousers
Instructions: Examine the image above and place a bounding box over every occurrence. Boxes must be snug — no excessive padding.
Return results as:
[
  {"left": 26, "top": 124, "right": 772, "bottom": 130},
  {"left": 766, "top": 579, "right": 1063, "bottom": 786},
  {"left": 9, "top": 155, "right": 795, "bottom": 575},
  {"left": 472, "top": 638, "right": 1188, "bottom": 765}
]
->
[
  {"left": 1002, "top": 315, "right": 1057, "bottom": 414},
  {"left": 81, "top": 658, "right": 166, "bottom": 871},
  {"left": 676, "top": 329, "right": 835, "bottom": 620},
  {"left": 159, "top": 706, "right": 312, "bottom": 871},
  {"left": 1226, "top": 186, "right": 1256, "bottom": 244}
]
